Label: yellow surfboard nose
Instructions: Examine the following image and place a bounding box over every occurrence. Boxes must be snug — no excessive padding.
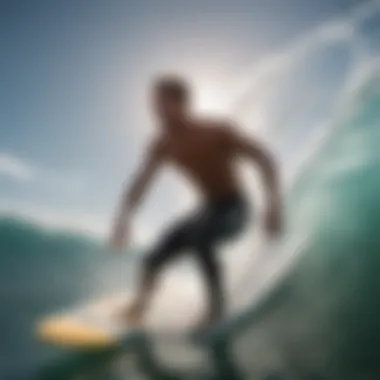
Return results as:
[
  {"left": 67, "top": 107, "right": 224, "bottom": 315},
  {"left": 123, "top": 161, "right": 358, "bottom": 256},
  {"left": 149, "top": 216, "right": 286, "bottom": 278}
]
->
[{"left": 37, "top": 317, "right": 115, "bottom": 349}]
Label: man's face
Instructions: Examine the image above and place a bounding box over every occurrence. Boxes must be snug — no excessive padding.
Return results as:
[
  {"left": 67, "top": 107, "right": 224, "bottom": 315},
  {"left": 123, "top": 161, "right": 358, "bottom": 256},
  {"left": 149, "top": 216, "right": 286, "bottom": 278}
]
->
[{"left": 153, "top": 90, "right": 185, "bottom": 123}]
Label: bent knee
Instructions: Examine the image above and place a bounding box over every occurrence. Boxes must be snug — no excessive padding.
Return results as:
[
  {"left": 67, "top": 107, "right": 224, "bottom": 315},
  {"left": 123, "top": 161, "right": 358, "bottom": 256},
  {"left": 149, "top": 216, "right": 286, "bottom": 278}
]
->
[{"left": 143, "top": 253, "right": 162, "bottom": 273}]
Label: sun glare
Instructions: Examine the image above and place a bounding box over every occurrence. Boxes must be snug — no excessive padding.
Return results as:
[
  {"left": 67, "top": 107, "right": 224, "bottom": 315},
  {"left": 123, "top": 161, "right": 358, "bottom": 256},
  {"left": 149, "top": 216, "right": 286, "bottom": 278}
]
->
[{"left": 193, "top": 82, "right": 232, "bottom": 116}]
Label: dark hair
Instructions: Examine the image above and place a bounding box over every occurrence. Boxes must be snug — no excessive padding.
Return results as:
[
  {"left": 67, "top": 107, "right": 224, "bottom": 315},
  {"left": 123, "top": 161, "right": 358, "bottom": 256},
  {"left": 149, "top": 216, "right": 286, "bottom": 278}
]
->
[{"left": 154, "top": 75, "right": 190, "bottom": 104}]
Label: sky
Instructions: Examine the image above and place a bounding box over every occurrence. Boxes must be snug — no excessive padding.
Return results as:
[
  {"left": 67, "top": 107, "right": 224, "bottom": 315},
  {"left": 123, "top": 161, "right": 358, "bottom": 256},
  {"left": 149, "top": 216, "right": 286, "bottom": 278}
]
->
[{"left": 0, "top": 0, "right": 371, "bottom": 239}]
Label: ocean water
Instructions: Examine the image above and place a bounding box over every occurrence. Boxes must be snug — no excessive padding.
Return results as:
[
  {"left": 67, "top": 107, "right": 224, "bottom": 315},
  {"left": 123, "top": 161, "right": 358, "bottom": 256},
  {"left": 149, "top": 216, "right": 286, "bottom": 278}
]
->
[
  {"left": 2, "top": 70, "right": 380, "bottom": 380},
  {"left": 3, "top": 4, "right": 380, "bottom": 380}
]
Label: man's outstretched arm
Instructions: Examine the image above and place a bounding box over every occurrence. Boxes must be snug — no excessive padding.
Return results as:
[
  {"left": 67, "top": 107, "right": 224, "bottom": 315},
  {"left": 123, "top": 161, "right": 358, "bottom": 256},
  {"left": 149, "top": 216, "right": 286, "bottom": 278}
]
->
[
  {"left": 223, "top": 125, "right": 282, "bottom": 238},
  {"left": 110, "top": 140, "right": 165, "bottom": 250}
]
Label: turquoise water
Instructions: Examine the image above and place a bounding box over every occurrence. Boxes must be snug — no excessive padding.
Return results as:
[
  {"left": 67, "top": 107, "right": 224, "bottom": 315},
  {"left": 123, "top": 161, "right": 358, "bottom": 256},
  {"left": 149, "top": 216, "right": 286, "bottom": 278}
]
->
[{"left": 0, "top": 217, "right": 137, "bottom": 379}]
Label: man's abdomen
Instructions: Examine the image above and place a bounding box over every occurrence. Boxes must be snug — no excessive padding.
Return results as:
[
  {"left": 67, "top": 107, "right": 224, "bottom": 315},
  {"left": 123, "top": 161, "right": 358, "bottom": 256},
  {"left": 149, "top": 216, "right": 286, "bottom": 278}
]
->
[{"left": 192, "top": 166, "right": 241, "bottom": 201}]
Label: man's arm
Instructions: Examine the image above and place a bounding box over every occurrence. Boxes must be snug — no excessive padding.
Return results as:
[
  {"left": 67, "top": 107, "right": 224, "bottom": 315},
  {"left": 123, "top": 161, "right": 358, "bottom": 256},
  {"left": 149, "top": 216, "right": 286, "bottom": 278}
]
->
[
  {"left": 222, "top": 125, "right": 282, "bottom": 237},
  {"left": 110, "top": 140, "right": 165, "bottom": 249}
]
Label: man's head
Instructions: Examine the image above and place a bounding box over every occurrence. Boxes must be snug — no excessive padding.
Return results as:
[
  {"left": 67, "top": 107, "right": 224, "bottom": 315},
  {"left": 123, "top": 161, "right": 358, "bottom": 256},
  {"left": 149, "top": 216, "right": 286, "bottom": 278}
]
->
[{"left": 152, "top": 75, "right": 190, "bottom": 125}]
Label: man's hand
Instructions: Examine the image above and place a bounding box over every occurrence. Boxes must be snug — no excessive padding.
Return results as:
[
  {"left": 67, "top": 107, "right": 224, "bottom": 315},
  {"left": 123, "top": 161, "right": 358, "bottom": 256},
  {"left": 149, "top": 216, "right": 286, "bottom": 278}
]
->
[
  {"left": 109, "top": 217, "right": 129, "bottom": 251},
  {"left": 264, "top": 203, "right": 283, "bottom": 240}
]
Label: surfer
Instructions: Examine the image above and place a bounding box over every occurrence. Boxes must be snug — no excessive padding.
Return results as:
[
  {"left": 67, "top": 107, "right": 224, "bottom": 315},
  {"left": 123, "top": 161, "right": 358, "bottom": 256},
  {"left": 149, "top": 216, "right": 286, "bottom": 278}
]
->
[{"left": 109, "top": 75, "right": 282, "bottom": 328}]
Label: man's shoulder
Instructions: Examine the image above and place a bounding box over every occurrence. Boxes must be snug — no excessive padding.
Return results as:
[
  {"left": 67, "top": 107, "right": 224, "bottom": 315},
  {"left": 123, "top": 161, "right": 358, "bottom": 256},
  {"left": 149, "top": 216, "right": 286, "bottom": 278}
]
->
[
  {"left": 147, "top": 133, "right": 170, "bottom": 158},
  {"left": 194, "top": 116, "right": 237, "bottom": 133}
]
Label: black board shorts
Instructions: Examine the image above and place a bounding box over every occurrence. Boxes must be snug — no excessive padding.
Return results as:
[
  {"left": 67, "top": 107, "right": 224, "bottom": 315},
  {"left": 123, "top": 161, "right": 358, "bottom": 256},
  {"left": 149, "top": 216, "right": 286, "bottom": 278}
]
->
[{"left": 145, "top": 191, "right": 250, "bottom": 271}]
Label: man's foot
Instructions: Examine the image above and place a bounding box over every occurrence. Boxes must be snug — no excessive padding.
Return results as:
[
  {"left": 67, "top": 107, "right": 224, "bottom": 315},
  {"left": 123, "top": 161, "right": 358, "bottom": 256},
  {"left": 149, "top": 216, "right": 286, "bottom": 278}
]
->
[
  {"left": 119, "top": 301, "right": 145, "bottom": 327},
  {"left": 194, "top": 311, "right": 222, "bottom": 331}
]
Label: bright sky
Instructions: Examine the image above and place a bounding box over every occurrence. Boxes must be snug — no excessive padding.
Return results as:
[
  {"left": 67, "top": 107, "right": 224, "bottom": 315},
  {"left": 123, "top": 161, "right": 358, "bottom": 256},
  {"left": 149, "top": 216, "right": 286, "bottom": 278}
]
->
[{"left": 0, "top": 0, "right": 370, "bottom": 238}]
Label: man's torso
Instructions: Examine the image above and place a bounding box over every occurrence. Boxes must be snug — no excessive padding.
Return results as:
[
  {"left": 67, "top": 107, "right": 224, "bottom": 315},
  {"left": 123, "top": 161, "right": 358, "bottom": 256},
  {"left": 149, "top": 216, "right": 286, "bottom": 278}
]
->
[{"left": 158, "top": 119, "right": 241, "bottom": 200}]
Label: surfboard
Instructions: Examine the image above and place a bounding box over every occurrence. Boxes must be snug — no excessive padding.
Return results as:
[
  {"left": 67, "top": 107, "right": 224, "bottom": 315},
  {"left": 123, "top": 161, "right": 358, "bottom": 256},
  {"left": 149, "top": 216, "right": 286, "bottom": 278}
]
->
[
  {"left": 36, "top": 291, "right": 206, "bottom": 350},
  {"left": 37, "top": 237, "right": 305, "bottom": 350},
  {"left": 36, "top": 295, "right": 141, "bottom": 350}
]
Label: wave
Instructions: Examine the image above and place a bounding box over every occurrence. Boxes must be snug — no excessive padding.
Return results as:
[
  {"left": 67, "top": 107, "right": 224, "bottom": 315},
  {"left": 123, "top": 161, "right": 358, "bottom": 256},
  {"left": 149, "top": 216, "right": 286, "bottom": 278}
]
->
[
  {"left": 232, "top": 64, "right": 380, "bottom": 380},
  {"left": 0, "top": 216, "right": 137, "bottom": 379}
]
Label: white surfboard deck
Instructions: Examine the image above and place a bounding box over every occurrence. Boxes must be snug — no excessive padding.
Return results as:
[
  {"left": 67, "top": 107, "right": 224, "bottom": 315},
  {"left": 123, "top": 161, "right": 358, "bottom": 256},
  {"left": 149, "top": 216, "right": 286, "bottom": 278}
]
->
[
  {"left": 36, "top": 236, "right": 306, "bottom": 350},
  {"left": 36, "top": 291, "right": 206, "bottom": 350}
]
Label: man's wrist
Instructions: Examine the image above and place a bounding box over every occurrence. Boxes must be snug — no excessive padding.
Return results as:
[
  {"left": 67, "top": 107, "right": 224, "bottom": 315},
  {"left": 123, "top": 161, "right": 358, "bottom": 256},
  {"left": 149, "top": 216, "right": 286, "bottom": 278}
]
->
[
  {"left": 115, "top": 209, "right": 128, "bottom": 226},
  {"left": 270, "top": 190, "right": 281, "bottom": 207}
]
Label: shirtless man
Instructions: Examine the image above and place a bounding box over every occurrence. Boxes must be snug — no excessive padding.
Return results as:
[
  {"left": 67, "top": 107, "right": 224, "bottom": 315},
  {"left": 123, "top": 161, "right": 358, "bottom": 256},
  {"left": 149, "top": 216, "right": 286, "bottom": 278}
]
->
[{"left": 110, "top": 75, "right": 282, "bottom": 328}]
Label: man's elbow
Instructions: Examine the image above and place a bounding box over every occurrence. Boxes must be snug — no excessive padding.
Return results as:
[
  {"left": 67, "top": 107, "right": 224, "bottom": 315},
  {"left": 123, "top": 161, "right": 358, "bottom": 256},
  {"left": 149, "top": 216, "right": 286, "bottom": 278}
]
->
[{"left": 259, "top": 151, "right": 279, "bottom": 183}]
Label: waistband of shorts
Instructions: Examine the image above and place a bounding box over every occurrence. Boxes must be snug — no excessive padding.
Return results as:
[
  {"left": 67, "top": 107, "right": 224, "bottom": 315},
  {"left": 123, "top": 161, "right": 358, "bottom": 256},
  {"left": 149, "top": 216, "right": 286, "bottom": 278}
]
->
[{"left": 207, "top": 190, "right": 246, "bottom": 207}]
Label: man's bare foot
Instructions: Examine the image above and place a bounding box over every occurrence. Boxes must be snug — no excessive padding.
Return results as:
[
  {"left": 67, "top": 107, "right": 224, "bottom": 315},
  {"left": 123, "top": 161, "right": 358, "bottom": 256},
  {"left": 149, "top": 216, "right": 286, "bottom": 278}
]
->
[
  {"left": 118, "top": 302, "right": 145, "bottom": 327},
  {"left": 194, "top": 311, "right": 222, "bottom": 331}
]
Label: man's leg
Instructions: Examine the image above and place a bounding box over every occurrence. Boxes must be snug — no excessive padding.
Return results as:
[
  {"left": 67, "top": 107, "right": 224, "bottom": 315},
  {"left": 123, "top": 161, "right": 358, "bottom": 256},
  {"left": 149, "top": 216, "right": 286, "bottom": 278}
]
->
[
  {"left": 196, "top": 245, "right": 224, "bottom": 325},
  {"left": 125, "top": 262, "right": 157, "bottom": 324},
  {"left": 192, "top": 197, "right": 248, "bottom": 327},
  {"left": 126, "top": 221, "right": 190, "bottom": 324}
]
